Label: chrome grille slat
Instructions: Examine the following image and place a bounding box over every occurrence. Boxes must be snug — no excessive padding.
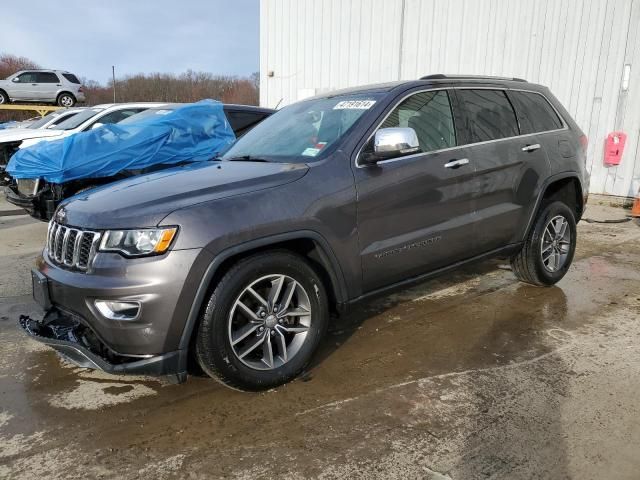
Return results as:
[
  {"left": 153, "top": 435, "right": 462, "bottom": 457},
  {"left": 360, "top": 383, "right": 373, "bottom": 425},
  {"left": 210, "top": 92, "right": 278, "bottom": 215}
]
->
[
  {"left": 71, "top": 231, "right": 83, "bottom": 266},
  {"left": 47, "top": 221, "right": 100, "bottom": 272},
  {"left": 54, "top": 226, "right": 64, "bottom": 261},
  {"left": 61, "top": 228, "right": 72, "bottom": 264}
]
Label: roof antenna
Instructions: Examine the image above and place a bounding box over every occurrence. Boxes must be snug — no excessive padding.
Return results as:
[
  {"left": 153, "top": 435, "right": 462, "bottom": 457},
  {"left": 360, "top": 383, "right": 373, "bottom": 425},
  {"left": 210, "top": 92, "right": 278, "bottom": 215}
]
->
[{"left": 274, "top": 98, "right": 283, "bottom": 110}]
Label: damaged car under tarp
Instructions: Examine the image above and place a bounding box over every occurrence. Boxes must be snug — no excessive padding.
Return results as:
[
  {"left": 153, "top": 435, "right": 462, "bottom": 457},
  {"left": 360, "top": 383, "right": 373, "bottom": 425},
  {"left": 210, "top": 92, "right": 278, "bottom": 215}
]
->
[{"left": 4, "top": 100, "right": 253, "bottom": 220}]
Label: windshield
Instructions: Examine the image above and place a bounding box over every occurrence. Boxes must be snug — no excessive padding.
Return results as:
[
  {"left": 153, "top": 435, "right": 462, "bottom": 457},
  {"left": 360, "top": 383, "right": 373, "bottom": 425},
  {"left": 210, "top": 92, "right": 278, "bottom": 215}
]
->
[
  {"left": 28, "top": 112, "right": 60, "bottom": 129},
  {"left": 54, "top": 108, "right": 103, "bottom": 130},
  {"left": 119, "top": 107, "right": 178, "bottom": 125},
  {"left": 221, "top": 93, "right": 382, "bottom": 162}
]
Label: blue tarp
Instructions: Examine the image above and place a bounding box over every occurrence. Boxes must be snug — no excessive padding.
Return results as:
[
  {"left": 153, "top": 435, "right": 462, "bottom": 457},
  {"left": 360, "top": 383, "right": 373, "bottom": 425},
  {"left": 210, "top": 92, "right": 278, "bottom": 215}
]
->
[{"left": 6, "top": 100, "right": 236, "bottom": 183}]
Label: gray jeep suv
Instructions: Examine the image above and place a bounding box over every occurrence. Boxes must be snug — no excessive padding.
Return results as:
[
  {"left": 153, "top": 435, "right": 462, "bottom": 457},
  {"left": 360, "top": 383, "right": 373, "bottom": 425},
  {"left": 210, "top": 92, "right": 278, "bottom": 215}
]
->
[{"left": 20, "top": 75, "right": 589, "bottom": 390}]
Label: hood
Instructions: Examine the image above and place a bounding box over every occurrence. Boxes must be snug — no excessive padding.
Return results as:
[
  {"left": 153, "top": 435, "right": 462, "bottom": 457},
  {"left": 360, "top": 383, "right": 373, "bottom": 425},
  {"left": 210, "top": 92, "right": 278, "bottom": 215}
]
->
[
  {"left": 0, "top": 128, "right": 64, "bottom": 143},
  {"left": 60, "top": 160, "right": 309, "bottom": 229}
]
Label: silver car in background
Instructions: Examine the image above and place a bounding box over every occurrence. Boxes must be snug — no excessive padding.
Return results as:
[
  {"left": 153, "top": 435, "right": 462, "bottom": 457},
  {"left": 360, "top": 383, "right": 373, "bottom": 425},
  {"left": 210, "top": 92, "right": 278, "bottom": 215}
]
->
[{"left": 0, "top": 70, "right": 85, "bottom": 107}]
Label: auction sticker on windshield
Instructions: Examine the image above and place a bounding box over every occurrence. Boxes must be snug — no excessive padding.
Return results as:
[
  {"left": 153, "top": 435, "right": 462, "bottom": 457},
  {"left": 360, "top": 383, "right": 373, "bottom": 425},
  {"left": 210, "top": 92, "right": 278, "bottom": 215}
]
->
[{"left": 333, "top": 100, "right": 376, "bottom": 110}]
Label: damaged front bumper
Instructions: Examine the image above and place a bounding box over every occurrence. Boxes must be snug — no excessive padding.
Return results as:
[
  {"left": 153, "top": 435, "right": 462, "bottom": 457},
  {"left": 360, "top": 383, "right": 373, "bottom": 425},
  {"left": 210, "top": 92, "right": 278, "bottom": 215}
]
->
[{"left": 19, "top": 308, "right": 184, "bottom": 378}]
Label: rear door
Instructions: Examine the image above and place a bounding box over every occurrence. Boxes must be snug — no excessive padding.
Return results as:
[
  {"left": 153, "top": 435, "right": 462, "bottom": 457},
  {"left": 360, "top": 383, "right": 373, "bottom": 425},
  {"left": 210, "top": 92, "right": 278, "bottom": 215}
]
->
[
  {"left": 34, "top": 72, "right": 61, "bottom": 101},
  {"left": 354, "top": 89, "right": 476, "bottom": 292},
  {"left": 453, "top": 88, "right": 549, "bottom": 254},
  {"left": 508, "top": 89, "right": 573, "bottom": 173}
]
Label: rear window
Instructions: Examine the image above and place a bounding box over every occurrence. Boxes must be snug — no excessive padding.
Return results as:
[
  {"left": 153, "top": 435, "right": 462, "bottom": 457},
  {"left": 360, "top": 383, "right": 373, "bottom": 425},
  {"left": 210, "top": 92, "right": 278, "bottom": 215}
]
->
[
  {"left": 62, "top": 73, "right": 81, "bottom": 84},
  {"left": 225, "top": 111, "right": 271, "bottom": 137},
  {"left": 37, "top": 72, "right": 60, "bottom": 83},
  {"left": 456, "top": 89, "right": 519, "bottom": 143},
  {"left": 509, "top": 91, "right": 563, "bottom": 134},
  {"left": 55, "top": 108, "right": 103, "bottom": 130}
]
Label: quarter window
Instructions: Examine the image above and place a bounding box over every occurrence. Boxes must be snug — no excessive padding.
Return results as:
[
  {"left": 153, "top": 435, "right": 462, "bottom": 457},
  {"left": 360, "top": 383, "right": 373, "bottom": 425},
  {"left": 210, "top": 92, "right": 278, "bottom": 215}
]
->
[
  {"left": 62, "top": 73, "right": 81, "bottom": 84},
  {"left": 456, "top": 89, "right": 519, "bottom": 142},
  {"left": 509, "top": 91, "right": 563, "bottom": 134},
  {"left": 380, "top": 90, "right": 456, "bottom": 152}
]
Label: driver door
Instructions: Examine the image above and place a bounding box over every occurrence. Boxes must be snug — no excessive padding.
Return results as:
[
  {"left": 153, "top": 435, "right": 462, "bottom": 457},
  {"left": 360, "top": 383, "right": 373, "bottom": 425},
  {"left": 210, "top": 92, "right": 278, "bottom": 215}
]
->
[
  {"left": 353, "top": 89, "right": 476, "bottom": 292},
  {"left": 10, "top": 72, "right": 39, "bottom": 100}
]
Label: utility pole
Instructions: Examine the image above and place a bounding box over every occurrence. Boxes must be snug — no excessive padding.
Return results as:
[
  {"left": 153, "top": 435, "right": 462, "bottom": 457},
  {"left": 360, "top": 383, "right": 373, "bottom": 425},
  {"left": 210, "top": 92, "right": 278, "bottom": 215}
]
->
[{"left": 112, "top": 66, "right": 116, "bottom": 103}]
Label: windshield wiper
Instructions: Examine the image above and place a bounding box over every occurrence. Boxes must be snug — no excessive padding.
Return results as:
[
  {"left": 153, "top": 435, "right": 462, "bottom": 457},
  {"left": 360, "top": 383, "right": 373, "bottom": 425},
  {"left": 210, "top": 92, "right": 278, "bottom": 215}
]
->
[{"left": 225, "top": 155, "right": 270, "bottom": 163}]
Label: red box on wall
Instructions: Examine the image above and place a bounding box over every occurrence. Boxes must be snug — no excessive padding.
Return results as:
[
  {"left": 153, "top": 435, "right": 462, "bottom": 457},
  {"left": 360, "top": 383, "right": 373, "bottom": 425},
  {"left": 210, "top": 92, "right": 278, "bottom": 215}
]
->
[{"left": 604, "top": 132, "right": 627, "bottom": 166}]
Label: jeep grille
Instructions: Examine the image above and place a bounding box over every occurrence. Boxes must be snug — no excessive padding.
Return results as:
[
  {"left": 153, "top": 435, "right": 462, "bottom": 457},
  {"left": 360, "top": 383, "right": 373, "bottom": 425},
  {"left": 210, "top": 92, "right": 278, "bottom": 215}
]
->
[{"left": 46, "top": 221, "right": 101, "bottom": 271}]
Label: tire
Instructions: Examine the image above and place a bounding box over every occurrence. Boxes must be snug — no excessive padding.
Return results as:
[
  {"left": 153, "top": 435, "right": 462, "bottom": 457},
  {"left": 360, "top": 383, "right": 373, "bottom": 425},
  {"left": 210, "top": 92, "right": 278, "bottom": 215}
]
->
[
  {"left": 57, "top": 93, "right": 76, "bottom": 107},
  {"left": 0, "top": 90, "right": 8, "bottom": 105},
  {"left": 196, "top": 251, "right": 329, "bottom": 391},
  {"left": 511, "top": 200, "right": 577, "bottom": 286}
]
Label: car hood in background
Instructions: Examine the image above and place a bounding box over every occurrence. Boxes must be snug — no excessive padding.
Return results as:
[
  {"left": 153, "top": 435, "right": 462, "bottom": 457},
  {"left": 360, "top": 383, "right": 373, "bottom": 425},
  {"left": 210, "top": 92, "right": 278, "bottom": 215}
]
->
[
  {"left": 59, "top": 160, "right": 309, "bottom": 229},
  {"left": 0, "top": 128, "right": 64, "bottom": 143}
]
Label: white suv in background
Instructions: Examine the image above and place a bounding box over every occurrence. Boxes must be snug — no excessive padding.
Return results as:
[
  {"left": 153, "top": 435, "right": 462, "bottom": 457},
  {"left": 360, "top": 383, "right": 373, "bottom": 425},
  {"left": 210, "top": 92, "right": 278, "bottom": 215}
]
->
[{"left": 0, "top": 70, "right": 86, "bottom": 107}]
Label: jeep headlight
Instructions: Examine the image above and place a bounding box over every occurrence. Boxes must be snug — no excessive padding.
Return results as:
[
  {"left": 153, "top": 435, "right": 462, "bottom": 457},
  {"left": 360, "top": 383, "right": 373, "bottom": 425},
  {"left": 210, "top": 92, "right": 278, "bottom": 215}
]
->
[{"left": 99, "top": 227, "right": 177, "bottom": 257}]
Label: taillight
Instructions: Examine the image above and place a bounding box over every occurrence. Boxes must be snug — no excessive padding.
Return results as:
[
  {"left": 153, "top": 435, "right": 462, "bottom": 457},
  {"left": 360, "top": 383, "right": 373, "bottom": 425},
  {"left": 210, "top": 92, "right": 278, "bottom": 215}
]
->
[
  {"left": 579, "top": 134, "right": 588, "bottom": 151},
  {"left": 78, "top": 87, "right": 84, "bottom": 93},
  {"left": 579, "top": 135, "right": 588, "bottom": 166}
]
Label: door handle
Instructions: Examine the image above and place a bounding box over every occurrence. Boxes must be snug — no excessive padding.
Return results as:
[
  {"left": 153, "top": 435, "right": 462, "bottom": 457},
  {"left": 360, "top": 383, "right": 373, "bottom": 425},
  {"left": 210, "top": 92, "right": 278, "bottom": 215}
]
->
[
  {"left": 31, "top": 83, "right": 38, "bottom": 86},
  {"left": 522, "top": 143, "right": 541, "bottom": 152},
  {"left": 444, "top": 158, "right": 470, "bottom": 169}
]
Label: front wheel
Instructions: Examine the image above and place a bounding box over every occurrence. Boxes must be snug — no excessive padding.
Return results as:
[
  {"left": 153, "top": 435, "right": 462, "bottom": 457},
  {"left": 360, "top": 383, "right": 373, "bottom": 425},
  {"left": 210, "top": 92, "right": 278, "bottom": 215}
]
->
[
  {"left": 511, "top": 201, "right": 577, "bottom": 286},
  {"left": 196, "top": 251, "right": 329, "bottom": 391},
  {"left": 57, "top": 93, "right": 76, "bottom": 107},
  {"left": 0, "top": 90, "right": 9, "bottom": 105}
]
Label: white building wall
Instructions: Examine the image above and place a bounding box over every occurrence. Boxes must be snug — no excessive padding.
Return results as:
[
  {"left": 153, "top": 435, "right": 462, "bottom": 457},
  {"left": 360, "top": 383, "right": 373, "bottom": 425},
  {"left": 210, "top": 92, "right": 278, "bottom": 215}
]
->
[{"left": 260, "top": 0, "right": 640, "bottom": 197}]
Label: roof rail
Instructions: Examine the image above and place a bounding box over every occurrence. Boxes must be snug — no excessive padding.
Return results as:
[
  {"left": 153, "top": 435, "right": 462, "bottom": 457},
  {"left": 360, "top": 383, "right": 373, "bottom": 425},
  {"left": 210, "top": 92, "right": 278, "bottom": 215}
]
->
[{"left": 420, "top": 74, "right": 527, "bottom": 82}]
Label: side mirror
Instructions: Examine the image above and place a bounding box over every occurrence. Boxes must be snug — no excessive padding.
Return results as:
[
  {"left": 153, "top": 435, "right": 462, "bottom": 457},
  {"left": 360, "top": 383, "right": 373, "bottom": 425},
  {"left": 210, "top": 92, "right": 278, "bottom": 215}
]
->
[
  {"left": 91, "top": 122, "right": 104, "bottom": 130},
  {"left": 360, "top": 127, "right": 420, "bottom": 165},
  {"left": 11, "top": 77, "right": 20, "bottom": 83}
]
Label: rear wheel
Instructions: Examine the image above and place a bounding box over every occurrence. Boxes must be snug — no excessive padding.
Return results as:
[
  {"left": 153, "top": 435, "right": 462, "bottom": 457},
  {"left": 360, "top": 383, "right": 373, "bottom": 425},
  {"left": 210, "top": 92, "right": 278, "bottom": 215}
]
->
[
  {"left": 511, "top": 201, "right": 577, "bottom": 286},
  {"left": 57, "top": 93, "right": 75, "bottom": 107},
  {"left": 0, "top": 90, "right": 8, "bottom": 105},
  {"left": 196, "top": 251, "right": 329, "bottom": 391}
]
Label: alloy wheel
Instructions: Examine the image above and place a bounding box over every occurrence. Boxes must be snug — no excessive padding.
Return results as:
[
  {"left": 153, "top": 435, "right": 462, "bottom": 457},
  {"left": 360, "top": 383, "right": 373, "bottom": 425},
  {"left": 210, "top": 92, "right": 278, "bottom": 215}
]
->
[
  {"left": 228, "top": 274, "right": 312, "bottom": 370},
  {"left": 60, "top": 95, "right": 73, "bottom": 107},
  {"left": 541, "top": 215, "right": 571, "bottom": 272}
]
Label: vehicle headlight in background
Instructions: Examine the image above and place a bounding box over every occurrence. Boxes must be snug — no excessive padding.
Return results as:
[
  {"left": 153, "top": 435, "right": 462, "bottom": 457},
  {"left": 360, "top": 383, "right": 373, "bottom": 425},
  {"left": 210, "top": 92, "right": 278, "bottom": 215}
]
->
[{"left": 99, "top": 227, "right": 177, "bottom": 256}]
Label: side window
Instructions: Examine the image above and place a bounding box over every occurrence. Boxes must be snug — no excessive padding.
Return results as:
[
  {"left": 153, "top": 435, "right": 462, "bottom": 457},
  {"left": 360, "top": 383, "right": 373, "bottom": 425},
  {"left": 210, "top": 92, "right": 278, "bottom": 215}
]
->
[
  {"left": 456, "top": 89, "right": 519, "bottom": 143},
  {"left": 509, "top": 91, "right": 563, "bottom": 134},
  {"left": 16, "top": 72, "right": 37, "bottom": 83},
  {"left": 36, "top": 72, "right": 60, "bottom": 83},
  {"left": 380, "top": 90, "right": 456, "bottom": 152}
]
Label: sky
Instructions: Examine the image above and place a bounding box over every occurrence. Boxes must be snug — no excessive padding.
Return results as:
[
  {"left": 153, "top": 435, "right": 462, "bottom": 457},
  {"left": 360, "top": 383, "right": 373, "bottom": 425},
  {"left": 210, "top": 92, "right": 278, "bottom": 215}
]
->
[{"left": 2, "top": 0, "right": 259, "bottom": 84}]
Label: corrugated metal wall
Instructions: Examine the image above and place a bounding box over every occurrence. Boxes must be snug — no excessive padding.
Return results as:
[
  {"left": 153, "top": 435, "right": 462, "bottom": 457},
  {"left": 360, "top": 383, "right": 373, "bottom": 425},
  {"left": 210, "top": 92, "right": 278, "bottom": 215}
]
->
[{"left": 260, "top": 0, "right": 640, "bottom": 197}]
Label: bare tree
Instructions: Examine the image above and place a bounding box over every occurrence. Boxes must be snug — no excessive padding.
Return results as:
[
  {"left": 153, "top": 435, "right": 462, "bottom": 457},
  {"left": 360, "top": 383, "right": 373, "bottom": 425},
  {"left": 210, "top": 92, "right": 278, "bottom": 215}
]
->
[{"left": 0, "top": 52, "right": 260, "bottom": 123}]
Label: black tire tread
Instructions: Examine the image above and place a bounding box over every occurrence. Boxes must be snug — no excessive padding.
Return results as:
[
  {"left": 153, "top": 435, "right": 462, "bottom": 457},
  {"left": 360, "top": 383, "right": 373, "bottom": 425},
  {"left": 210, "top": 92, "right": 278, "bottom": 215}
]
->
[
  {"left": 195, "top": 250, "right": 328, "bottom": 391},
  {"left": 511, "top": 200, "right": 576, "bottom": 286}
]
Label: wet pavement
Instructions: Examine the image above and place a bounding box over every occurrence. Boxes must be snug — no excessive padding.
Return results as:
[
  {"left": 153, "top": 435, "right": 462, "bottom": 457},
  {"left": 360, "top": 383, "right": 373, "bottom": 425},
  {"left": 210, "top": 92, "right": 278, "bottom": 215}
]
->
[{"left": 1, "top": 201, "right": 640, "bottom": 479}]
